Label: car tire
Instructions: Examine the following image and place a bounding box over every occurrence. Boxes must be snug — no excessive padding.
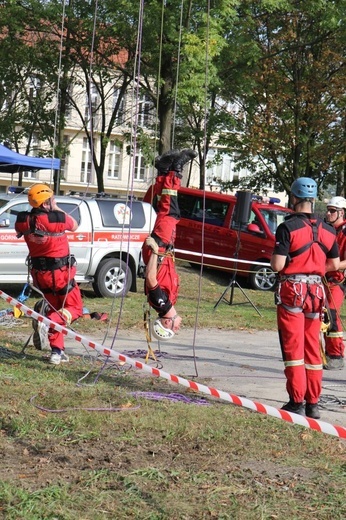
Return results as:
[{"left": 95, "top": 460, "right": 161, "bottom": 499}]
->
[
  {"left": 249, "top": 265, "right": 277, "bottom": 291},
  {"left": 93, "top": 258, "right": 132, "bottom": 298}
]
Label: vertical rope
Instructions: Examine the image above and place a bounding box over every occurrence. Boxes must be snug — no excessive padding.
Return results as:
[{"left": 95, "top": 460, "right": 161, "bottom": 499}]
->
[
  {"left": 171, "top": 0, "right": 184, "bottom": 148},
  {"left": 109, "top": 0, "right": 145, "bottom": 352},
  {"left": 50, "top": 0, "right": 67, "bottom": 188},
  {"left": 86, "top": 0, "right": 99, "bottom": 189},
  {"left": 191, "top": 0, "right": 211, "bottom": 376}
]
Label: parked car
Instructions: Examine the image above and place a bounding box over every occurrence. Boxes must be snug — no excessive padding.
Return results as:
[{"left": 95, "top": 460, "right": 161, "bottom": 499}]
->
[
  {"left": 0, "top": 193, "right": 156, "bottom": 297},
  {"left": 144, "top": 186, "right": 292, "bottom": 290}
]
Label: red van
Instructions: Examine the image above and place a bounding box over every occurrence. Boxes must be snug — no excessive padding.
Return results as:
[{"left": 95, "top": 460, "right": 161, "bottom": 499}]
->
[{"left": 143, "top": 186, "right": 292, "bottom": 290}]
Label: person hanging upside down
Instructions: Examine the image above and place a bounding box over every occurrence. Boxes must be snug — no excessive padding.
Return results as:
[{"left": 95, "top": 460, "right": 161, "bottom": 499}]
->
[
  {"left": 15, "top": 184, "right": 83, "bottom": 365},
  {"left": 142, "top": 149, "right": 197, "bottom": 341}
]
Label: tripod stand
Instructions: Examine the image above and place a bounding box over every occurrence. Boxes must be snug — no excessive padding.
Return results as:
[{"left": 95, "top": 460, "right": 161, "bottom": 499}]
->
[{"left": 213, "top": 223, "right": 262, "bottom": 316}]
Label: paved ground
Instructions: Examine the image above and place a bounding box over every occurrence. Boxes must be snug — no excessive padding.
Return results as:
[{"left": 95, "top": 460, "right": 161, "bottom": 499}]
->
[{"left": 64, "top": 327, "right": 346, "bottom": 429}]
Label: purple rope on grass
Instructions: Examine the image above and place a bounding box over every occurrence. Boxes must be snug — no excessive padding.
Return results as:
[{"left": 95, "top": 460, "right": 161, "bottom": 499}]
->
[{"left": 130, "top": 391, "right": 211, "bottom": 405}]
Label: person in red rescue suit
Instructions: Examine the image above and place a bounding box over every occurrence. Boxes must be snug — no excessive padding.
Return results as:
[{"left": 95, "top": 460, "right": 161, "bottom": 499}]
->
[
  {"left": 323, "top": 196, "right": 346, "bottom": 370},
  {"left": 142, "top": 149, "right": 197, "bottom": 342},
  {"left": 15, "top": 184, "right": 83, "bottom": 365},
  {"left": 271, "top": 177, "right": 339, "bottom": 419}
]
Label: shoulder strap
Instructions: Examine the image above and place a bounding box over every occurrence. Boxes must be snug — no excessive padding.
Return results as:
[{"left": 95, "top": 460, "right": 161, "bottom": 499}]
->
[
  {"left": 289, "top": 218, "right": 329, "bottom": 258},
  {"left": 20, "top": 214, "right": 65, "bottom": 237}
]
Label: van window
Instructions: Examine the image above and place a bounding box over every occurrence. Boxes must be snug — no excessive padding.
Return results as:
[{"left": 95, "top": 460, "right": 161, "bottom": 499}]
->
[
  {"left": 259, "top": 208, "right": 289, "bottom": 234},
  {"left": 178, "top": 193, "right": 229, "bottom": 226},
  {"left": 97, "top": 200, "right": 145, "bottom": 228},
  {"left": 58, "top": 203, "right": 81, "bottom": 226},
  {"left": 0, "top": 202, "right": 31, "bottom": 228}
]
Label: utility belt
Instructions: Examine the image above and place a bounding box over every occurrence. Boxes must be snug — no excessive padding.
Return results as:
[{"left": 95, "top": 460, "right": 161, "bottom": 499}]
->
[
  {"left": 279, "top": 274, "right": 322, "bottom": 284},
  {"left": 31, "top": 255, "right": 75, "bottom": 271}
]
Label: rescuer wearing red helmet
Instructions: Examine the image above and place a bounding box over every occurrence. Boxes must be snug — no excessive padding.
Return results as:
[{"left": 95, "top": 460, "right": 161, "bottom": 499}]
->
[
  {"left": 142, "top": 149, "right": 197, "bottom": 342},
  {"left": 15, "top": 183, "right": 83, "bottom": 365},
  {"left": 323, "top": 196, "right": 346, "bottom": 370},
  {"left": 271, "top": 178, "right": 339, "bottom": 419}
]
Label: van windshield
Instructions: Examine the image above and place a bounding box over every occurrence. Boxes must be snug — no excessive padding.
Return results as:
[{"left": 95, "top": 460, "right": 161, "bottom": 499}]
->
[{"left": 258, "top": 208, "right": 291, "bottom": 234}]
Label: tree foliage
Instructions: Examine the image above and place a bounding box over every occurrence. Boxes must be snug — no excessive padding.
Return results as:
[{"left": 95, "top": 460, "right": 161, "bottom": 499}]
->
[
  {"left": 217, "top": 0, "right": 346, "bottom": 196},
  {"left": 1, "top": 0, "right": 346, "bottom": 196}
]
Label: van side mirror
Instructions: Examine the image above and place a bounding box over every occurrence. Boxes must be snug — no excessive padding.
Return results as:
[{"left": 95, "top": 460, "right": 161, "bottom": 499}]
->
[
  {"left": 247, "top": 223, "right": 264, "bottom": 234},
  {"left": 0, "top": 218, "right": 10, "bottom": 228}
]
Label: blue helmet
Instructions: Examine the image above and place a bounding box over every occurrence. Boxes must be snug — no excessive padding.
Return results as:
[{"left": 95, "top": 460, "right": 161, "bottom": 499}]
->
[{"left": 291, "top": 177, "right": 317, "bottom": 199}]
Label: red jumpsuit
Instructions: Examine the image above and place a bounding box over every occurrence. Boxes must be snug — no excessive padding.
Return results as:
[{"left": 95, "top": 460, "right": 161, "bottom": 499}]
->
[
  {"left": 142, "top": 171, "right": 180, "bottom": 316},
  {"left": 324, "top": 221, "right": 346, "bottom": 358},
  {"left": 15, "top": 208, "right": 83, "bottom": 350},
  {"left": 273, "top": 213, "right": 338, "bottom": 404}
]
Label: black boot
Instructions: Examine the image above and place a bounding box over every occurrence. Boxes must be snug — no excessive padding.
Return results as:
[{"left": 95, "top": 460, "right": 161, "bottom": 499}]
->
[
  {"left": 154, "top": 150, "right": 182, "bottom": 175},
  {"left": 281, "top": 399, "right": 305, "bottom": 416},
  {"left": 155, "top": 148, "right": 197, "bottom": 175},
  {"left": 172, "top": 148, "right": 197, "bottom": 174},
  {"left": 305, "top": 403, "right": 321, "bottom": 419}
]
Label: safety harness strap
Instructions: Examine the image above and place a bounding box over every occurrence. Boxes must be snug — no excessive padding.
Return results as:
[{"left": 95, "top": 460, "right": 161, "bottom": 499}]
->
[{"left": 289, "top": 219, "right": 329, "bottom": 258}]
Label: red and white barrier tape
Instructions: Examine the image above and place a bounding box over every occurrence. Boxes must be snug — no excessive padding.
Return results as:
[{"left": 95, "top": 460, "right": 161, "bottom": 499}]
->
[{"left": 1, "top": 289, "right": 345, "bottom": 439}]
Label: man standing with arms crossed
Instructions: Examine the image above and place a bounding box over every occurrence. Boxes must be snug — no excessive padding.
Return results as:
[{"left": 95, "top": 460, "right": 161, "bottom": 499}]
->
[
  {"left": 324, "top": 196, "right": 346, "bottom": 370},
  {"left": 271, "top": 178, "right": 339, "bottom": 419}
]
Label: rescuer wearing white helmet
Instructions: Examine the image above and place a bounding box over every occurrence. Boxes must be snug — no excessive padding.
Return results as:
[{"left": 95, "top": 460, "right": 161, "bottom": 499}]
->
[
  {"left": 323, "top": 196, "right": 346, "bottom": 370},
  {"left": 271, "top": 178, "right": 339, "bottom": 419}
]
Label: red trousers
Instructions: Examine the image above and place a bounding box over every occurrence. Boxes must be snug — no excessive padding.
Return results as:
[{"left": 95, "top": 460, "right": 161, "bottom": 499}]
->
[
  {"left": 32, "top": 265, "right": 83, "bottom": 350},
  {"left": 324, "top": 282, "right": 345, "bottom": 357},
  {"left": 276, "top": 280, "right": 324, "bottom": 404}
]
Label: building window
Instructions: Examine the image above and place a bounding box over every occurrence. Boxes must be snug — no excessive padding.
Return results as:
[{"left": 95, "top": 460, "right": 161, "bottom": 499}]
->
[
  {"left": 85, "top": 83, "right": 98, "bottom": 128},
  {"left": 206, "top": 149, "right": 233, "bottom": 184},
  {"left": 113, "top": 88, "right": 125, "bottom": 125},
  {"left": 60, "top": 136, "right": 69, "bottom": 179},
  {"left": 138, "top": 94, "right": 153, "bottom": 128},
  {"left": 81, "top": 137, "right": 93, "bottom": 183},
  {"left": 107, "top": 141, "right": 121, "bottom": 179},
  {"left": 23, "top": 170, "right": 37, "bottom": 179},
  {"left": 29, "top": 76, "right": 41, "bottom": 99},
  {"left": 134, "top": 152, "right": 146, "bottom": 181}
]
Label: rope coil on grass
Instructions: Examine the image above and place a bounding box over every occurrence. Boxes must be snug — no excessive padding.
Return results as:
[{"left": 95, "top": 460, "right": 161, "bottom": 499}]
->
[{"left": 1, "top": 289, "right": 345, "bottom": 439}]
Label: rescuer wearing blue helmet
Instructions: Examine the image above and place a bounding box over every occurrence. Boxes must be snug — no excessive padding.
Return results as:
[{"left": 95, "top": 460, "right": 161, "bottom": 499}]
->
[
  {"left": 271, "top": 177, "right": 339, "bottom": 420},
  {"left": 290, "top": 177, "right": 317, "bottom": 210}
]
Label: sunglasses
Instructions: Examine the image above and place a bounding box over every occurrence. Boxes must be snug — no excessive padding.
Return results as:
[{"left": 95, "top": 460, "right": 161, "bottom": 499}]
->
[{"left": 326, "top": 209, "right": 338, "bottom": 214}]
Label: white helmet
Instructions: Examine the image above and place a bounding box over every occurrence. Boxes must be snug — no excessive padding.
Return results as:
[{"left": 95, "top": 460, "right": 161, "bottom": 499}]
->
[
  {"left": 327, "top": 196, "right": 346, "bottom": 209},
  {"left": 151, "top": 318, "right": 175, "bottom": 342}
]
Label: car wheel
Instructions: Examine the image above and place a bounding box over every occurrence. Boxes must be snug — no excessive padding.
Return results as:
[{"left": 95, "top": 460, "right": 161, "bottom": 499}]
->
[
  {"left": 93, "top": 258, "right": 132, "bottom": 298},
  {"left": 249, "top": 265, "right": 277, "bottom": 291}
]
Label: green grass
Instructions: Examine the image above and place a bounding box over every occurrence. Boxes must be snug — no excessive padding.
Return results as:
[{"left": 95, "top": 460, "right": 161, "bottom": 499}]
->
[{"left": 0, "top": 263, "right": 346, "bottom": 519}]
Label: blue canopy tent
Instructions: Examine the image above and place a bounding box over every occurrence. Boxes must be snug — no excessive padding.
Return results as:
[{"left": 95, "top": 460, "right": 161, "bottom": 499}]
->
[{"left": 0, "top": 144, "right": 60, "bottom": 173}]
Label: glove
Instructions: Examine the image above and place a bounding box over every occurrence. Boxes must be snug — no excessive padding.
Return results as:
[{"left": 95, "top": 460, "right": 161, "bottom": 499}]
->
[{"left": 145, "top": 236, "right": 159, "bottom": 254}]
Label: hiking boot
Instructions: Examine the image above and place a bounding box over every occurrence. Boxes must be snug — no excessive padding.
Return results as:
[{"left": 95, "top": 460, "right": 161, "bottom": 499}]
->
[
  {"left": 324, "top": 355, "right": 344, "bottom": 370},
  {"left": 155, "top": 149, "right": 197, "bottom": 175},
  {"left": 49, "top": 350, "right": 69, "bottom": 365},
  {"left": 154, "top": 150, "right": 182, "bottom": 174},
  {"left": 171, "top": 148, "right": 197, "bottom": 174},
  {"left": 49, "top": 352, "right": 62, "bottom": 365},
  {"left": 305, "top": 403, "right": 321, "bottom": 419},
  {"left": 281, "top": 400, "right": 305, "bottom": 416},
  {"left": 60, "top": 351, "right": 69, "bottom": 363}
]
